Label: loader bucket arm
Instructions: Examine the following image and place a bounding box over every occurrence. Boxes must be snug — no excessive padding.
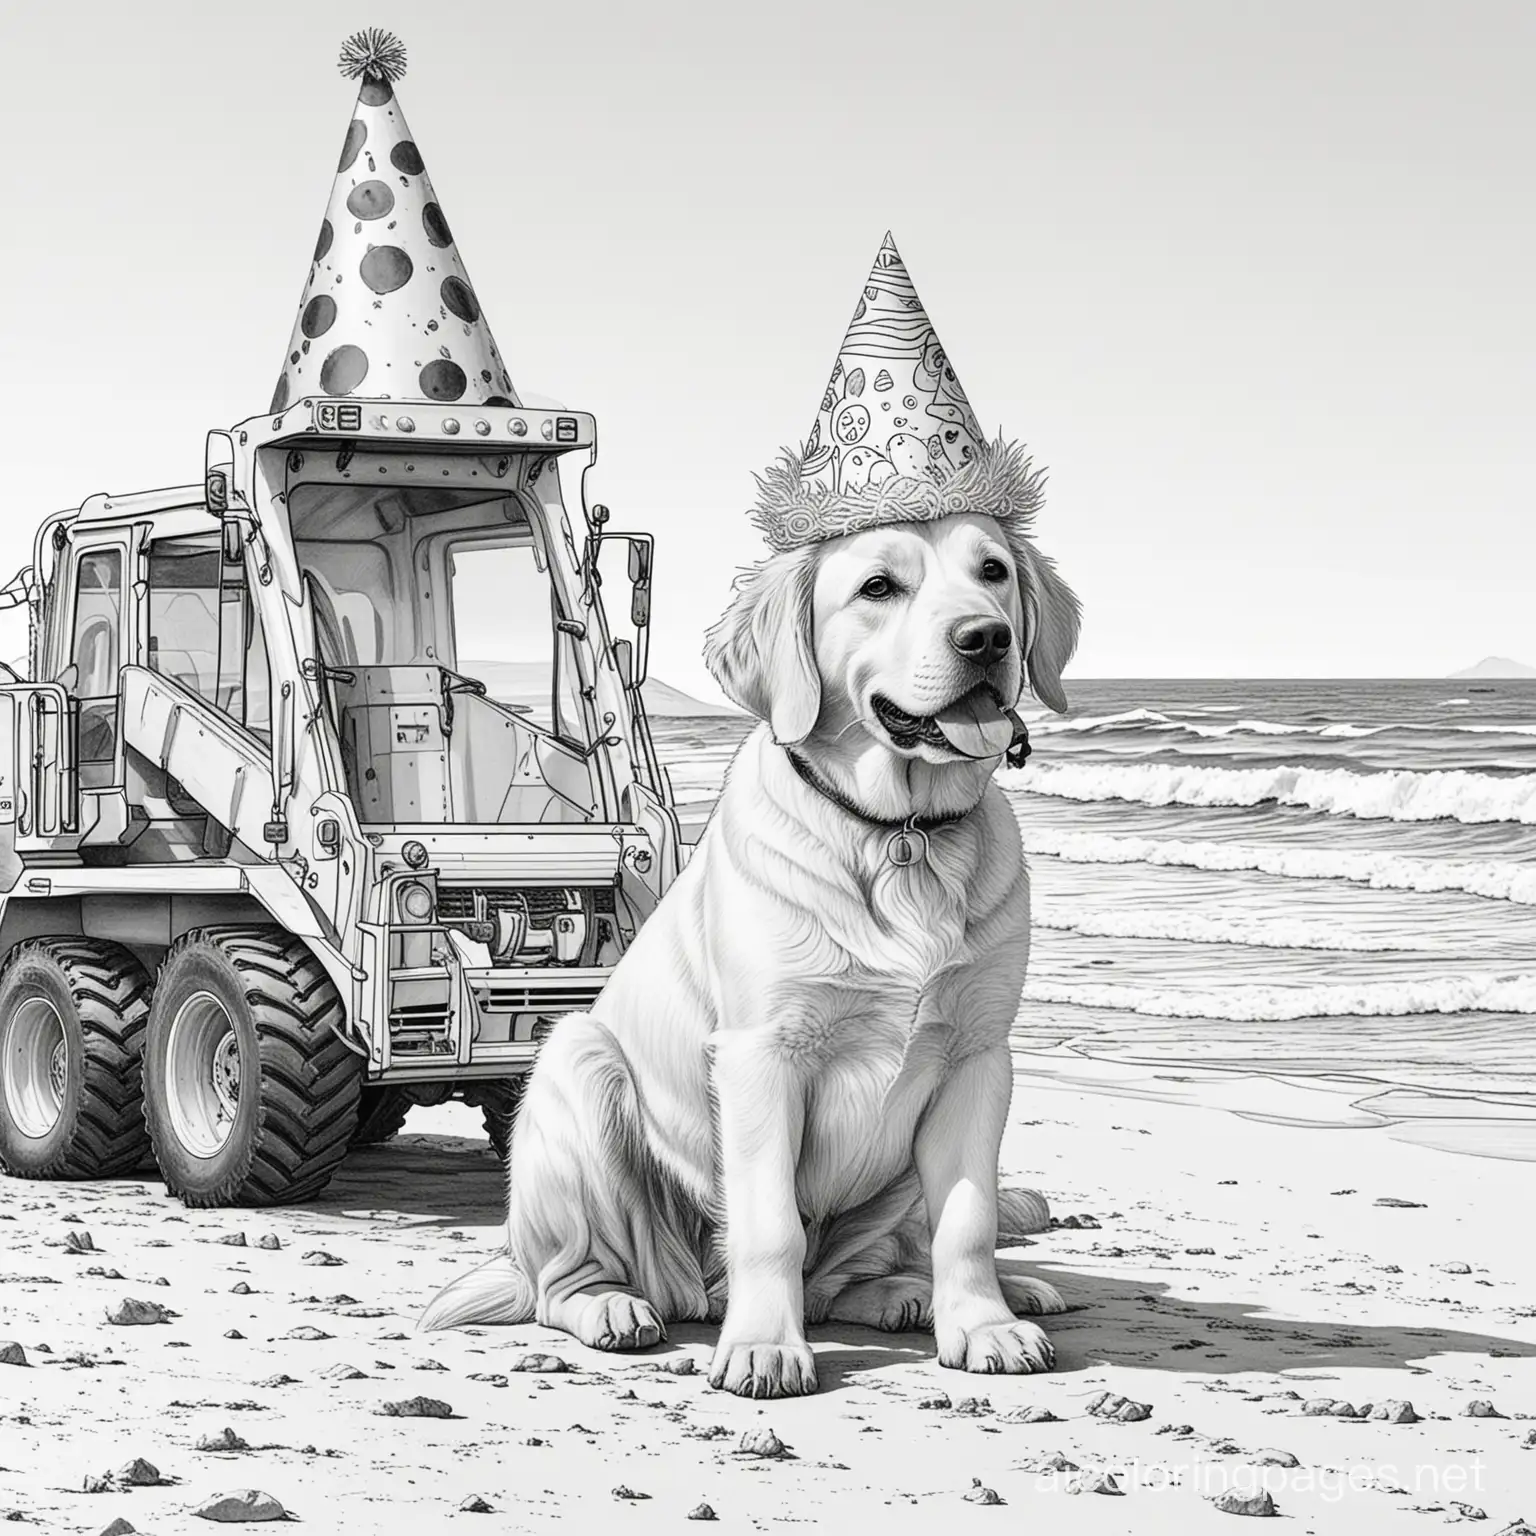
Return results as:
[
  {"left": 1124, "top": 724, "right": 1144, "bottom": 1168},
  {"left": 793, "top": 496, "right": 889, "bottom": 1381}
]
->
[{"left": 119, "top": 665, "right": 274, "bottom": 853}]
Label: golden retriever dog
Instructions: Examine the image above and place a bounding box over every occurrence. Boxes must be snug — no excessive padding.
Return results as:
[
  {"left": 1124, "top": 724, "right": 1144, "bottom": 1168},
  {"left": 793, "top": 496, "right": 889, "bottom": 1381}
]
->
[{"left": 422, "top": 443, "right": 1081, "bottom": 1398}]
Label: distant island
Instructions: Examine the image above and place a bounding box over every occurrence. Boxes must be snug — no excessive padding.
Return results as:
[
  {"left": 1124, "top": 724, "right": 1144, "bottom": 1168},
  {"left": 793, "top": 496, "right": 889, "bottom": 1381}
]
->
[{"left": 1448, "top": 656, "right": 1536, "bottom": 679}]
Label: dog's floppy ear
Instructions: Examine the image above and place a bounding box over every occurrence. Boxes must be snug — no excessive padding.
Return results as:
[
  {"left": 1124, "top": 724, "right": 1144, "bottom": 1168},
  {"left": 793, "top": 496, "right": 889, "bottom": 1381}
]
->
[
  {"left": 703, "top": 546, "right": 822, "bottom": 744},
  {"left": 1016, "top": 543, "right": 1082, "bottom": 714}
]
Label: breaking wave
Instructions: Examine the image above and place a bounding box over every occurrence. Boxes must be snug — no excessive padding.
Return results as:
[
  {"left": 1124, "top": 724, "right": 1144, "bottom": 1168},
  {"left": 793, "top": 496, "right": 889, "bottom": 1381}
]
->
[
  {"left": 1020, "top": 827, "right": 1536, "bottom": 906},
  {"left": 1029, "top": 710, "right": 1536, "bottom": 742},
  {"left": 1024, "top": 971, "right": 1536, "bottom": 1022},
  {"left": 1031, "top": 903, "right": 1422, "bottom": 952},
  {"left": 1006, "top": 762, "right": 1536, "bottom": 825}
]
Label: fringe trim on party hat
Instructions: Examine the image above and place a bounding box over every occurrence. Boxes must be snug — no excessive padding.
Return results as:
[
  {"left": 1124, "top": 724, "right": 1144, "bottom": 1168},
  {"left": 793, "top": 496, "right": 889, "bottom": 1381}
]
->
[
  {"left": 748, "top": 435, "right": 1048, "bottom": 552},
  {"left": 338, "top": 28, "right": 407, "bottom": 83}
]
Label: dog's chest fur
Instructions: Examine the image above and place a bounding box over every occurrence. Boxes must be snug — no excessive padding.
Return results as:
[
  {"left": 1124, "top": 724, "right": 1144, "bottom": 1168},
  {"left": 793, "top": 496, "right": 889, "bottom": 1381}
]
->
[{"left": 783, "top": 835, "right": 1020, "bottom": 1218}]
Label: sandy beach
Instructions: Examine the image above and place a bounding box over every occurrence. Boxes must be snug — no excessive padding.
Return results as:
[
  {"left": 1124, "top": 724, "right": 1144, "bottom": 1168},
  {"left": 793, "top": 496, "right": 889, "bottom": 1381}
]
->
[{"left": 3, "top": 1058, "right": 1533, "bottom": 1535}]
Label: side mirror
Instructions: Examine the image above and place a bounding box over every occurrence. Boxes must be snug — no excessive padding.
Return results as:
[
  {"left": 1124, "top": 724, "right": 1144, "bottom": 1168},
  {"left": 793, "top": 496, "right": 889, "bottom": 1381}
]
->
[{"left": 595, "top": 530, "right": 653, "bottom": 689}]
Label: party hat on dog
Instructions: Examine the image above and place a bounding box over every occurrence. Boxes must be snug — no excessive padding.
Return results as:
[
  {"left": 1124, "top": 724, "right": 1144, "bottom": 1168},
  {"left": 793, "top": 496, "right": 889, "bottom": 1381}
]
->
[
  {"left": 269, "top": 29, "right": 520, "bottom": 414},
  {"left": 749, "top": 233, "right": 1046, "bottom": 553}
]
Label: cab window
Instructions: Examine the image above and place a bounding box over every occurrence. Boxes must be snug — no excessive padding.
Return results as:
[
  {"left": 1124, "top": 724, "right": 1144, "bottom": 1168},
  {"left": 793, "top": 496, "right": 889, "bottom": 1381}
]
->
[{"left": 70, "top": 548, "right": 124, "bottom": 782}]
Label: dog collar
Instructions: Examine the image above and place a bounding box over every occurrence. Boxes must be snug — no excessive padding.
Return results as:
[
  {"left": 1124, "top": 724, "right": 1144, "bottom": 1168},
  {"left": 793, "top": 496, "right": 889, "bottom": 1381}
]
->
[{"left": 783, "top": 748, "right": 976, "bottom": 868}]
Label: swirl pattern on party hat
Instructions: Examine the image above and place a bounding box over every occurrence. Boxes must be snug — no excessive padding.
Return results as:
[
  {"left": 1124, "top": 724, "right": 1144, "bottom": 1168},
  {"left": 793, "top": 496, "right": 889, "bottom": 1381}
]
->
[
  {"left": 270, "top": 32, "right": 520, "bottom": 414},
  {"left": 799, "top": 233, "right": 989, "bottom": 500},
  {"left": 748, "top": 233, "right": 1045, "bottom": 551}
]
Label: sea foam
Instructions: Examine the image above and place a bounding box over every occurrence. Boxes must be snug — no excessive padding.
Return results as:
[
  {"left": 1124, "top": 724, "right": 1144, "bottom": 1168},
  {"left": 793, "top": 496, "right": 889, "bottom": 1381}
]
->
[
  {"left": 1024, "top": 971, "right": 1536, "bottom": 1022},
  {"left": 1020, "top": 827, "right": 1536, "bottom": 906},
  {"left": 1031, "top": 902, "right": 1422, "bottom": 952},
  {"left": 1005, "top": 761, "right": 1536, "bottom": 825}
]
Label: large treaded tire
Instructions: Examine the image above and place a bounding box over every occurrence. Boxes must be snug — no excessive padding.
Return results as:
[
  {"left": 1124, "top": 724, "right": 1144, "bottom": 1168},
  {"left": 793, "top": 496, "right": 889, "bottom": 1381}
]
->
[
  {"left": 350, "top": 1087, "right": 413, "bottom": 1147},
  {"left": 0, "top": 938, "right": 153, "bottom": 1180},
  {"left": 460, "top": 1077, "right": 526, "bottom": 1164},
  {"left": 142, "top": 926, "right": 362, "bottom": 1208}
]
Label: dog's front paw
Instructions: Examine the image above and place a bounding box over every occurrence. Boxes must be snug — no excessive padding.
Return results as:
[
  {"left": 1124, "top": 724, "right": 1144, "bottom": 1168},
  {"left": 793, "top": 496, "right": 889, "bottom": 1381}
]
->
[
  {"left": 708, "top": 1340, "right": 818, "bottom": 1399},
  {"left": 575, "top": 1289, "right": 666, "bottom": 1352},
  {"left": 939, "top": 1318, "right": 1055, "bottom": 1375}
]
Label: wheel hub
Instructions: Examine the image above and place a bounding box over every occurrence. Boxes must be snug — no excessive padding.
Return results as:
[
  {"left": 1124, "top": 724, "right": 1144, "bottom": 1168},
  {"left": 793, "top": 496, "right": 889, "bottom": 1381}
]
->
[
  {"left": 3, "top": 996, "right": 67, "bottom": 1139},
  {"left": 165, "top": 992, "right": 244, "bottom": 1158}
]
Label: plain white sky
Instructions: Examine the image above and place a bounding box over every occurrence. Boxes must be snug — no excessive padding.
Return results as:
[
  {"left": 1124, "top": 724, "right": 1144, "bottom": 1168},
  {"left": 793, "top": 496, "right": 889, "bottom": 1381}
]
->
[{"left": 0, "top": 0, "right": 1530, "bottom": 700}]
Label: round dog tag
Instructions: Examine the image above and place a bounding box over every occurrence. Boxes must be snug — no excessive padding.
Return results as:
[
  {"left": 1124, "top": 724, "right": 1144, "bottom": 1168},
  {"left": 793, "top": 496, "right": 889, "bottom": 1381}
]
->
[{"left": 886, "top": 824, "right": 928, "bottom": 867}]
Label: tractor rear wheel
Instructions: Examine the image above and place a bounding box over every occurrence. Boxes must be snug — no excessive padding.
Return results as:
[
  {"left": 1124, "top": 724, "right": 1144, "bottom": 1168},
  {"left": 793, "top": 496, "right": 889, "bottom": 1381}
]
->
[
  {"left": 0, "top": 938, "right": 153, "bottom": 1179},
  {"left": 350, "top": 1087, "right": 413, "bottom": 1147},
  {"left": 142, "top": 927, "right": 362, "bottom": 1207}
]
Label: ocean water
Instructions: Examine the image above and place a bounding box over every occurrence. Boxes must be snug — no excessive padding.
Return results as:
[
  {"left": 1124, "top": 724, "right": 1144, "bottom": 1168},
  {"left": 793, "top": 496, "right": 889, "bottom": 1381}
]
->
[{"left": 651, "top": 679, "right": 1536, "bottom": 1145}]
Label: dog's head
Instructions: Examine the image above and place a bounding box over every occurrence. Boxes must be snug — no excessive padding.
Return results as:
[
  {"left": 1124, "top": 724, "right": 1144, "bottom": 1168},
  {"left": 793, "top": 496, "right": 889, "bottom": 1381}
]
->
[{"left": 705, "top": 509, "right": 1080, "bottom": 761}]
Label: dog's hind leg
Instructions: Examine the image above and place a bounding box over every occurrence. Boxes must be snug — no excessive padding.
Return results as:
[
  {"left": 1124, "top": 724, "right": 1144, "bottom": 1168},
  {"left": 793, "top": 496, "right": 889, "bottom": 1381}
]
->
[
  {"left": 507, "top": 1014, "right": 710, "bottom": 1351},
  {"left": 824, "top": 1270, "right": 1064, "bottom": 1332},
  {"left": 824, "top": 1274, "right": 934, "bottom": 1333},
  {"left": 999, "top": 1272, "right": 1067, "bottom": 1316}
]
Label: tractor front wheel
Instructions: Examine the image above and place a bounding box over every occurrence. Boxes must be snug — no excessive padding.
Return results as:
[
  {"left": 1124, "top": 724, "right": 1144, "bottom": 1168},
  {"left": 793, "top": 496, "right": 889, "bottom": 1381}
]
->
[
  {"left": 142, "top": 927, "right": 362, "bottom": 1207},
  {"left": 0, "top": 938, "right": 153, "bottom": 1179}
]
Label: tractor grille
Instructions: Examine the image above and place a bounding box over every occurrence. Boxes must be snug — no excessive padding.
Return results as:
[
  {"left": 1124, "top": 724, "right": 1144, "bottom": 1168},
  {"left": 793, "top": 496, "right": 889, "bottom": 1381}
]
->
[{"left": 437, "top": 885, "right": 615, "bottom": 926}]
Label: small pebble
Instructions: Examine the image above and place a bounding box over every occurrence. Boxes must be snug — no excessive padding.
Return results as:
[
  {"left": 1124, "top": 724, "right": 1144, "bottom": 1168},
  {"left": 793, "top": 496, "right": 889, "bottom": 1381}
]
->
[
  {"left": 1077, "top": 1470, "right": 1123, "bottom": 1496},
  {"left": 458, "top": 1495, "right": 495, "bottom": 1513},
  {"left": 196, "top": 1428, "right": 249, "bottom": 1452},
  {"left": 1212, "top": 1487, "right": 1277, "bottom": 1516},
  {"left": 687, "top": 1503, "right": 718, "bottom": 1522},
  {"left": 509, "top": 1352, "right": 568, "bottom": 1373},
  {"left": 255, "top": 1235, "right": 281, "bottom": 1251},
  {"left": 115, "top": 1459, "right": 162, "bottom": 1488},
  {"left": 106, "top": 1298, "right": 170, "bottom": 1326},
  {"left": 963, "top": 1479, "right": 1003, "bottom": 1506},
  {"left": 735, "top": 1428, "right": 790, "bottom": 1459},
  {"left": 376, "top": 1396, "right": 454, "bottom": 1418},
  {"left": 1086, "top": 1390, "right": 1152, "bottom": 1423},
  {"left": 1464, "top": 1400, "right": 1504, "bottom": 1418},
  {"left": 0, "top": 1342, "right": 28, "bottom": 1367},
  {"left": 192, "top": 1489, "right": 288, "bottom": 1522},
  {"left": 1252, "top": 1450, "right": 1300, "bottom": 1468},
  {"left": 612, "top": 1486, "right": 650, "bottom": 1501}
]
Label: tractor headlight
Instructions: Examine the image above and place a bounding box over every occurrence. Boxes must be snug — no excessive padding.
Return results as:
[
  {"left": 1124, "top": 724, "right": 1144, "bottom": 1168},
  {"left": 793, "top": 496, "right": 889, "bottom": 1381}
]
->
[{"left": 397, "top": 881, "right": 435, "bottom": 923}]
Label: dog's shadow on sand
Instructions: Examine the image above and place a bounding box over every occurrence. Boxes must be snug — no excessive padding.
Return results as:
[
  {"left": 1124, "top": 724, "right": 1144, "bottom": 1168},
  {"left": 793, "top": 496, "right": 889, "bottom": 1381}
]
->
[
  {"left": 1002, "top": 1258, "right": 1536, "bottom": 1379},
  {"left": 303, "top": 1139, "right": 1536, "bottom": 1390}
]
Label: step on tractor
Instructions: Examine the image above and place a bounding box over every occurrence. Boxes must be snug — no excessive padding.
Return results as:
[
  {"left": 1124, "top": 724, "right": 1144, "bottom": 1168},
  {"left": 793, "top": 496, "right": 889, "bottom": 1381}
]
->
[{"left": 0, "top": 395, "right": 682, "bottom": 1204}]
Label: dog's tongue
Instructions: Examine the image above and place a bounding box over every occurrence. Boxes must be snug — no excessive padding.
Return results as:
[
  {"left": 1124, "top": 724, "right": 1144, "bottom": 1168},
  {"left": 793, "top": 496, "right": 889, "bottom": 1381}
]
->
[{"left": 935, "top": 688, "right": 1014, "bottom": 759}]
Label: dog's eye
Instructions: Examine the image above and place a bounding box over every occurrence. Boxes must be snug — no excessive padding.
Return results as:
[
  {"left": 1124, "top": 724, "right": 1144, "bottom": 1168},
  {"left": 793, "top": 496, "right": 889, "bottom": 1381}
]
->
[
  {"left": 980, "top": 557, "right": 1010, "bottom": 583},
  {"left": 859, "top": 574, "right": 896, "bottom": 601}
]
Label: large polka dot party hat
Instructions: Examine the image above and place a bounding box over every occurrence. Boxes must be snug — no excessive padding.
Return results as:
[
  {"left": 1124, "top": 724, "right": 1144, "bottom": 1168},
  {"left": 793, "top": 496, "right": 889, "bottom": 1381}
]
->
[
  {"left": 270, "top": 30, "right": 520, "bottom": 414},
  {"left": 747, "top": 233, "right": 1046, "bottom": 554}
]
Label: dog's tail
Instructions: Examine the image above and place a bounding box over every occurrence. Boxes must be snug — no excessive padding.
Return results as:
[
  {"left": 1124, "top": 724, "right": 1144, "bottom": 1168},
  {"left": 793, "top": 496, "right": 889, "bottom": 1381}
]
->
[
  {"left": 997, "top": 1186, "right": 1052, "bottom": 1244},
  {"left": 418, "top": 1247, "right": 536, "bottom": 1332}
]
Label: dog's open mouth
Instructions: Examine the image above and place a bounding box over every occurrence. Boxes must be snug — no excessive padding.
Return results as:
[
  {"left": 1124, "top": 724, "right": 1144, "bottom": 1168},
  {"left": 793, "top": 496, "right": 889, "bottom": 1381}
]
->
[{"left": 872, "top": 683, "right": 1016, "bottom": 759}]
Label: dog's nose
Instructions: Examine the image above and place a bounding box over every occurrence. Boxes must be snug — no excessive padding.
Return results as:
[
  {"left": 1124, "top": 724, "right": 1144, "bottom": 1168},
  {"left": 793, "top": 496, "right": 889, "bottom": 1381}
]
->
[{"left": 949, "top": 615, "right": 1013, "bottom": 668}]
